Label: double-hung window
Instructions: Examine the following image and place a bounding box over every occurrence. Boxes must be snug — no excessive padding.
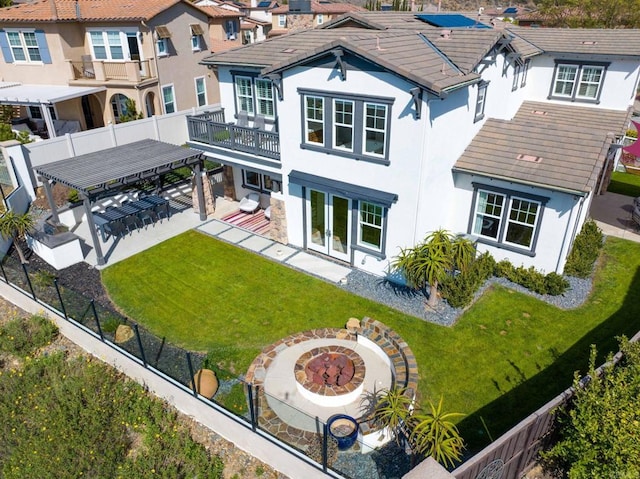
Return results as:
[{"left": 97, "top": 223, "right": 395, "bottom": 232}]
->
[
  {"left": 242, "top": 170, "right": 275, "bottom": 192},
  {"left": 90, "top": 30, "right": 124, "bottom": 60},
  {"left": 162, "top": 84, "right": 176, "bottom": 114},
  {"left": 550, "top": 61, "right": 608, "bottom": 103},
  {"left": 7, "top": 31, "right": 41, "bottom": 62},
  {"left": 333, "top": 99, "right": 353, "bottom": 151},
  {"left": 191, "top": 24, "right": 204, "bottom": 50},
  {"left": 278, "top": 15, "right": 286, "bottom": 27},
  {"left": 474, "top": 81, "right": 488, "bottom": 122},
  {"left": 358, "top": 201, "right": 384, "bottom": 252},
  {"left": 233, "top": 73, "right": 276, "bottom": 120},
  {"left": 300, "top": 89, "right": 393, "bottom": 164},
  {"left": 195, "top": 77, "right": 206, "bottom": 107},
  {"left": 471, "top": 186, "right": 546, "bottom": 253}
]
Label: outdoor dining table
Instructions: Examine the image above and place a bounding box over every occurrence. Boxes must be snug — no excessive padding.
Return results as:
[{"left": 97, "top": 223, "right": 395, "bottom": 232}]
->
[
  {"left": 92, "top": 210, "right": 126, "bottom": 241},
  {"left": 140, "top": 195, "right": 170, "bottom": 218},
  {"left": 117, "top": 203, "right": 142, "bottom": 216}
]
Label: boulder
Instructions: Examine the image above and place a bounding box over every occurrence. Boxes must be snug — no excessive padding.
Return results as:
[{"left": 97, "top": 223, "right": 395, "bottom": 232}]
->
[
  {"left": 114, "top": 324, "right": 134, "bottom": 343},
  {"left": 190, "top": 369, "right": 219, "bottom": 399}
]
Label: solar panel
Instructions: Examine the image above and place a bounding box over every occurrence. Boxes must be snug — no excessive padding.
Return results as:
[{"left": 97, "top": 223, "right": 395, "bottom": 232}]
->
[
  {"left": 415, "top": 13, "right": 491, "bottom": 29},
  {"left": 503, "top": 7, "right": 517, "bottom": 14},
  {"left": 257, "top": 1, "right": 271, "bottom": 7}
]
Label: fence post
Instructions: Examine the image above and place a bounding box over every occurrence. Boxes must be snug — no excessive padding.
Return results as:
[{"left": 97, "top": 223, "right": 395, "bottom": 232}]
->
[
  {"left": 186, "top": 352, "right": 198, "bottom": 397},
  {"left": 21, "top": 262, "right": 36, "bottom": 300},
  {"left": 247, "top": 384, "right": 257, "bottom": 432},
  {"left": 322, "top": 421, "right": 329, "bottom": 473},
  {"left": 90, "top": 300, "right": 104, "bottom": 341},
  {"left": 53, "top": 279, "right": 68, "bottom": 319},
  {"left": 133, "top": 323, "right": 147, "bottom": 367}
]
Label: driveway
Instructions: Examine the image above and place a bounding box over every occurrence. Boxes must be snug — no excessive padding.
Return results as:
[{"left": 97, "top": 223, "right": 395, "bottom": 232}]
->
[{"left": 590, "top": 192, "right": 640, "bottom": 243}]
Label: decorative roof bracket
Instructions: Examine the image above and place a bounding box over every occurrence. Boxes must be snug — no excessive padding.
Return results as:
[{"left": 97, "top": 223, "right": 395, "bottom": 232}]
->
[
  {"left": 264, "top": 73, "right": 283, "bottom": 101},
  {"left": 410, "top": 87, "right": 422, "bottom": 120},
  {"left": 331, "top": 48, "right": 347, "bottom": 81}
]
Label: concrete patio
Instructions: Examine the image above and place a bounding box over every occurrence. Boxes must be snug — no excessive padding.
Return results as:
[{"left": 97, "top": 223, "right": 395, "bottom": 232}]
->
[{"left": 590, "top": 191, "right": 640, "bottom": 243}]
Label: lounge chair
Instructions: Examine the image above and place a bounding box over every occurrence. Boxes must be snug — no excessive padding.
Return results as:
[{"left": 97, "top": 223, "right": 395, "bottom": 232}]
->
[{"left": 239, "top": 192, "right": 260, "bottom": 213}]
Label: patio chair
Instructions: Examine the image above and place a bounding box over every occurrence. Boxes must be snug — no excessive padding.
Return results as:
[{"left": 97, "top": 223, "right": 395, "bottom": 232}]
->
[
  {"left": 239, "top": 192, "right": 260, "bottom": 214},
  {"left": 138, "top": 208, "right": 156, "bottom": 228},
  {"left": 237, "top": 110, "right": 249, "bottom": 128},
  {"left": 103, "top": 220, "right": 126, "bottom": 239},
  {"left": 253, "top": 114, "right": 266, "bottom": 131},
  {"left": 123, "top": 215, "right": 142, "bottom": 235}
]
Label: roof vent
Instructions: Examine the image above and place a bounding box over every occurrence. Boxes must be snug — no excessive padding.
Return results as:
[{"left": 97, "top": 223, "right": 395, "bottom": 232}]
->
[
  {"left": 281, "top": 48, "right": 297, "bottom": 53},
  {"left": 517, "top": 154, "right": 542, "bottom": 163},
  {"left": 531, "top": 110, "right": 547, "bottom": 116},
  {"left": 581, "top": 41, "right": 597, "bottom": 45},
  {"left": 440, "top": 29, "right": 452, "bottom": 39}
]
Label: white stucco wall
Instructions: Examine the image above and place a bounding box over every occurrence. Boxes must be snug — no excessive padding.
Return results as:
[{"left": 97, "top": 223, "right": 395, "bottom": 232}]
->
[{"left": 523, "top": 54, "right": 640, "bottom": 111}]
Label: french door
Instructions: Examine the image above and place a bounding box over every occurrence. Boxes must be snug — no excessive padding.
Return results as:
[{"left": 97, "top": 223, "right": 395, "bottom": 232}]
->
[{"left": 306, "top": 189, "right": 350, "bottom": 262}]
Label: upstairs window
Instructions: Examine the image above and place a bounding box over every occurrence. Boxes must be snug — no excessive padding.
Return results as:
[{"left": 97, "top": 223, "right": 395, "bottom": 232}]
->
[
  {"left": 333, "top": 99, "right": 354, "bottom": 151},
  {"left": 90, "top": 30, "right": 124, "bottom": 60},
  {"left": 1, "top": 29, "right": 51, "bottom": 63},
  {"left": 162, "top": 84, "right": 176, "bottom": 114},
  {"left": 278, "top": 15, "right": 286, "bottom": 27},
  {"left": 474, "top": 81, "right": 488, "bottom": 122},
  {"left": 224, "top": 20, "right": 237, "bottom": 40},
  {"left": 155, "top": 26, "right": 171, "bottom": 57},
  {"left": 305, "top": 96, "right": 324, "bottom": 144},
  {"left": 235, "top": 76, "right": 254, "bottom": 115},
  {"left": 190, "top": 24, "right": 204, "bottom": 51},
  {"left": 364, "top": 103, "right": 387, "bottom": 157},
  {"left": 195, "top": 77, "right": 207, "bottom": 107},
  {"left": 317, "top": 14, "right": 324, "bottom": 25},
  {"left": 233, "top": 74, "right": 276, "bottom": 120},
  {"left": 550, "top": 61, "right": 608, "bottom": 103}
]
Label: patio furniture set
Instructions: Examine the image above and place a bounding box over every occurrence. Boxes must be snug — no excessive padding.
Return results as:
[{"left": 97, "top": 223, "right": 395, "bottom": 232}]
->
[{"left": 92, "top": 194, "right": 170, "bottom": 241}]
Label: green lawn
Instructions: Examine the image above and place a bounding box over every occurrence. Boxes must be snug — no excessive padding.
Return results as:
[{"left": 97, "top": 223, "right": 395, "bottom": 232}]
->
[
  {"left": 102, "top": 231, "right": 640, "bottom": 451},
  {"left": 608, "top": 171, "right": 640, "bottom": 197}
]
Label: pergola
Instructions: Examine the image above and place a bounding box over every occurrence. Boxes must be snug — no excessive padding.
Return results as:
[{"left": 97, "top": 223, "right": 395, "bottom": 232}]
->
[{"left": 34, "top": 139, "right": 207, "bottom": 265}]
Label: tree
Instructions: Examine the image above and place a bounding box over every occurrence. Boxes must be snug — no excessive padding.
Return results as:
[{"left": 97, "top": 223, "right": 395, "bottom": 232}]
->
[
  {"left": 536, "top": 0, "right": 640, "bottom": 28},
  {"left": 119, "top": 98, "right": 144, "bottom": 123},
  {"left": 0, "top": 0, "right": 12, "bottom": 7},
  {"left": 371, "top": 386, "right": 413, "bottom": 446},
  {"left": 541, "top": 338, "right": 640, "bottom": 478},
  {"left": 392, "top": 229, "right": 475, "bottom": 307},
  {"left": 0, "top": 210, "right": 36, "bottom": 264}
]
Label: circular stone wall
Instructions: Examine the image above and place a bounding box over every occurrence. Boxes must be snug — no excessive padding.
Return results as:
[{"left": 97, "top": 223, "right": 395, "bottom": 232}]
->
[{"left": 294, "top": 346, "right": 365, "bottom": 407}]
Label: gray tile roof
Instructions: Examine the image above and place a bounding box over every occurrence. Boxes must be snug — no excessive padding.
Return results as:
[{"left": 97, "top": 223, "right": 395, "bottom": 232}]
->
[
  {"left": 507, "top": 26, "right": 640, "bottom": 57},
  {"left": 35, "top": 139, "right": 203, "bottom": 197},
  {"left": 453, "top": 101, "right": 631, "bottom": 194}
]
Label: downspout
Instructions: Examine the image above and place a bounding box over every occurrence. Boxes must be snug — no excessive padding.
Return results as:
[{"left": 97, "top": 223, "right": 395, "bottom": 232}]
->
[
  {"left": 412, "top": 95, "right": 437, "bottom": 243},
  {"left": 556, "top": 194, "right": 585, "bottom": 273}
]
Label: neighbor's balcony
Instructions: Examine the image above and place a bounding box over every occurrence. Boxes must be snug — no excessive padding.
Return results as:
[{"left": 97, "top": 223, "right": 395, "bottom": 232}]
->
[
  {"left": 67, "top": 58, "right": 157, "bottom": 83},
  {"left": 187, "top": 111, "right": 280, "bottom": 161}
]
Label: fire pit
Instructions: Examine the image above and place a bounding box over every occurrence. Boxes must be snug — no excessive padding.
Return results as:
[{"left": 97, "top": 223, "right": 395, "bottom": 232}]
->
[{"left": 294, "top": 346, "right": 365, "bottom": 407}]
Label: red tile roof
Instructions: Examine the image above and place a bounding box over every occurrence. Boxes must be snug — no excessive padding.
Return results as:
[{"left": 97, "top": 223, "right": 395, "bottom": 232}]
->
[
  {"left": 198, "top": 5, "right": 242, "bottom": 18},
  {"left": 0, "top": 0, "right": 211, "bottom": 22},
  {"left": 272, "top": 1, "right": 364, "bottom": 15}
]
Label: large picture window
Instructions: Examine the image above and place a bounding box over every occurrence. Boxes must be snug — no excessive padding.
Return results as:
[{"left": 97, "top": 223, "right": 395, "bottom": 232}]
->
[
  {"left": 358, "top": 201, "right": 384, "bottom": 251},
  {"left": 471, "top": 186, "right": 546, "bottom": 252},
  {"left": 299, "top": 89, "right": 393, "bottom": 164},
  {"left": 550, "top": 61, "right": 607, "bottom": 102}
]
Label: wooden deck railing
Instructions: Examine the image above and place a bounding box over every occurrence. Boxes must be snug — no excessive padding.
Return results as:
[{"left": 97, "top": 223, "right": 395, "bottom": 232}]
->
[{"left": 187, "top": 113, "right": 280, "bottom": 161}]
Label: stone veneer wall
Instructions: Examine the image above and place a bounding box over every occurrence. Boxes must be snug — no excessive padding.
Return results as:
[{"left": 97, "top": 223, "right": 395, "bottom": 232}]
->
[
  {"left": 222, "top": 165, "right": 236, "bottom": 200},
  {"left": 286, "top": 14, "right": 315, "bottom": 32},
  {"left": 269, "top": 197, "right": 288, "bottom": 244},
  {"left": 191, "top": 175, "right": 216, "bottom": 216}
]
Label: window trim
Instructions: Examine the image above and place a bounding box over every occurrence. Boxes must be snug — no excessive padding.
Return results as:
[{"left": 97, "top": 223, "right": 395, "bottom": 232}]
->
[
  {"left": 474, "top": 80, "right": 488, "bottom": 123},
  {"left": 520, "top": 59, "right": 530, "bottom": 87},
  {"left": 356, "top": 200, "right": 385, "bottom": 253},
  {"left": 156, "top": 38, "right": 169, "bottom": 56},
  {"left": 161, "top": 84, "right": 176, "bottom": 114},
  {"left": 333, "top": 98, "right": 354, "bottom": 152},
  {"left": 548, "top": 60, "right": 609, "bottom": 104},
  {"left": 317, "top": 14, "right": 324, "bottom": 25},
  {"left": 5, "top": 29, "right": 43, "bottom": 63},
  {"left": 363, "top": 102, "right": 388, "bottom": 158},
  {"left": 278, "top": 15, "right": 286, "bottom": 27},
  {"left": 231, "top": 71, "right": 276, "bottom": 121},
  {"left": 241, "top": 169, "right": 277, "bottom": 193},
  {"left": 298, "top": 88, "right": 394, "bottom": 165},
  {"left": 194, "top": 76, "right": 207, "bottom": 108},
  {"left": 468, "top": 183, "right": 549, "bottom": 255},
  {"left": 87, "top": 28, "right": 133, "bottom": 61}
]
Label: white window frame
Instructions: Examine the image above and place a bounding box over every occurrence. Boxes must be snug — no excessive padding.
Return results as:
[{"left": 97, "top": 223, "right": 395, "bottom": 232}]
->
[
  {"left": 195, "top": 76, "right": 207, "bottom": 107},
  {"left": 358, "top": 201, "right": 384, "bottom": 252},
  {"left": 278, "top": 15, "right": 286, "bottom": 27},
  {"left": 551, "top": 62, "right": 607, "bottom": 102},
  {"left": 255, "top": 79, "right": 274, "bottom": 119},
  {"left": 242, "top": 170, "right": 273, "bottom": 192},
  {"left": 162, "top": 84, "right": 176, "bottom": 114},
  {"left": 576, "top": 66, "right": 604, "bottom": 100},
  {"left": 317, "top": 14, "right": 324, "bottom": 25},
  {"left": 5, "top": 29, "right": 42, "bottom": 63},
  {"left": 235, "top": 76, "right": 254, "bottom": 115},
  {"left": 473, "top": 190, "right": 505, "bottom": 241},
  {"left": 87, "top": 29, "right": 130, "bottom": 61},
  {"left": 503, "top": 197, "right": 540, "bottom": 249},
  {"left": 474, "top": 81, "right": 488, "bottom": 122},
  {"left": 333, "top": 99, "right": 354, "bottom": 152},
  {"left": 552, "top": 64, "right": 578, "bottom": 98},
  {"left": 156, "top": 38, "right": 169, "bottom": 56},
  {"left": 363, "top": 102, "right": 387, "bottom": 157},
  {"left": 305, "top": 95, "right": 324, "bottom": 145},
  {"left": 191, "top": 34, "right": 201, "bottom": 51}
]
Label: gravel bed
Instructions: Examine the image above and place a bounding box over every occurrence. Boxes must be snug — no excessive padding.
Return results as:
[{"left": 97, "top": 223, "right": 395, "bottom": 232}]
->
[{"left": 340, "top": 269, "right": 593, "bottom": 327}]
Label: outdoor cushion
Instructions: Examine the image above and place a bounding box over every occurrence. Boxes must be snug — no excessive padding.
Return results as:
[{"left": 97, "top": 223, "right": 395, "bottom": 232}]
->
[{"left": 239, "top": 193, "right": 260, "bottom": 213}]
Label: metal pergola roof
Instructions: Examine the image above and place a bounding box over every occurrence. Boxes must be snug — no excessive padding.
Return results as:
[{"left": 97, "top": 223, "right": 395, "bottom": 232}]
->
[{"left": 35, "top": 139, "right": 203, "bottom": 198}]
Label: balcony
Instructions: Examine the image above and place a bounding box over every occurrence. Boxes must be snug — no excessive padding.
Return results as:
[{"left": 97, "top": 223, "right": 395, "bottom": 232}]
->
[
  {"left": 187, "top": 111, "right": 280, "bottom": 161},
  {"left": 67, "top": 58, "right": 157, "bottom": 84}
]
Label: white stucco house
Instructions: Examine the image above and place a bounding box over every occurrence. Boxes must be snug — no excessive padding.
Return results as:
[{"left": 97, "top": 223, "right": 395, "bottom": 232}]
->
[{"left": 186, "top": 12, "right": 640, "bottom": 277}]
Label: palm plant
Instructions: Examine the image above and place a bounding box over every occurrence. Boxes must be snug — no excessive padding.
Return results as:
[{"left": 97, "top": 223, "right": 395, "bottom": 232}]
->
[
  {"left": 392, "top": 229, "right": 475, "bottom": 307},
  {"left": 371, "top": 386, "right": 413, "bottom": 445},
  {"left": 0, "top": 210, "right": 36, "bottom": 264},
  {"left": 408, "top": 396, "right": 465, "bottom": 468}
]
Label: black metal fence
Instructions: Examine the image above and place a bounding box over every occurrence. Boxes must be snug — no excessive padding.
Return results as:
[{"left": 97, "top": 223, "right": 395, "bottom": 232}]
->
[{"left": 0, "top": 254, "right": 365, "bottom": 479}]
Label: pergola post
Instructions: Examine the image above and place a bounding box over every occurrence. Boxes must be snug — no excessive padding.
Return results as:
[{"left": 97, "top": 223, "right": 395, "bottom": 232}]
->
[
  {"left": 82, "top": 195, "right": 105, "bottom": 265},
  {"left": 194, "top": 160, "right": 207, "bottom": 221},
  {"left": 39, "top": 177, "right": 60, "bottom": 224},
  {"left": 40, "top": 103, "right": 57, "bottom": 138}
]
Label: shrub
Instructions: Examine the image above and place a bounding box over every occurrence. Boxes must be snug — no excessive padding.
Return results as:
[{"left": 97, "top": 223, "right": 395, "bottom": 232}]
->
[
  {"left": 564, "top": 219, "right": 603, "bottom": 278},
  {"left": 516, "top": 266, "right": 547, "bottom": 294},
  {"left": 101, "top": 315, "right": 124, "bottom": 333},
  {"left": 441, "top": 253, "right": 495, "bottom": 308},
  {"left": 494, "top": 259, "right": 515, "bottom": 279},
  {"left": 0, "top": 315, "right": 58, "bottom": 356},
  {"left": 67, "top": 188, "right": 80, "bottom": 203},
  {"left": 545, "top": 272, "right": 570, "bottom": 296}
]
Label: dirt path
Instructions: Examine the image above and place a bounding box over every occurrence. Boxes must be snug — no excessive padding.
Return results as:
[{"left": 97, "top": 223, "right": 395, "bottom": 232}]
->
[{"left": 0, "top": 297, "right": 286, "bottom": 479}]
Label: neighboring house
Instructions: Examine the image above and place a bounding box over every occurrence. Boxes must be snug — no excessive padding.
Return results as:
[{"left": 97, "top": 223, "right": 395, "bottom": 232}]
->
[
  {"left": 196, "top": 0, "right": 276, "bottom": 44},
  {"left": 196, "top": 3, "right": 244, "bottom": 51},
  {"left": 0, "top": 0, "right": 220, "bottom": 138},
  {"left": 270, "top": 0, "right": 365, "bottom": 37},
  {"left": 186, "top": 12, "right": 640, "bottom": 277}
]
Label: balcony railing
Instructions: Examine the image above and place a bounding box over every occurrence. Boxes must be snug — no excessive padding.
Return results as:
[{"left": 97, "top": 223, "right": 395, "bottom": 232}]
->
[
  {"left": 68, "top": 59, "right": 156, "bottom": 82},
  {"left": 187, "top": 113, "right": 280, "bottom": 161}
]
